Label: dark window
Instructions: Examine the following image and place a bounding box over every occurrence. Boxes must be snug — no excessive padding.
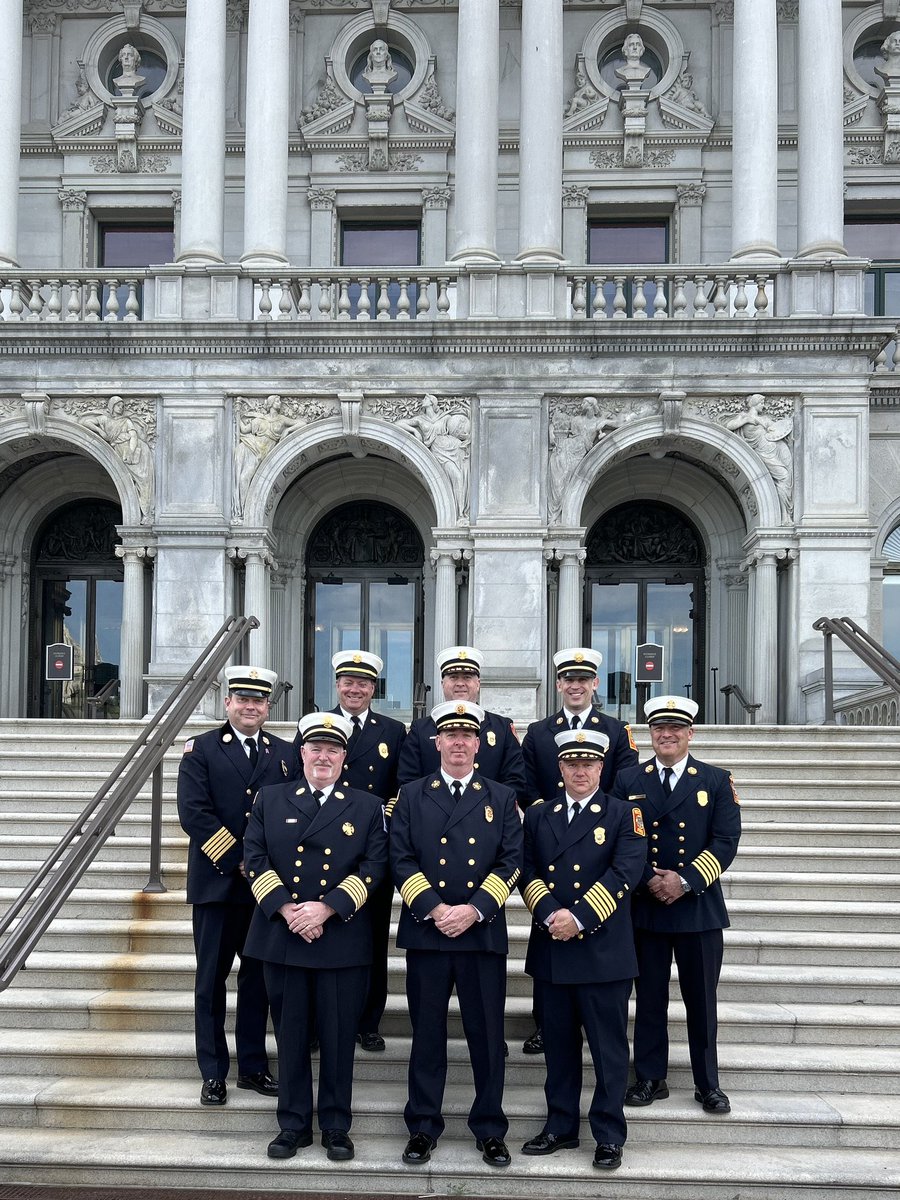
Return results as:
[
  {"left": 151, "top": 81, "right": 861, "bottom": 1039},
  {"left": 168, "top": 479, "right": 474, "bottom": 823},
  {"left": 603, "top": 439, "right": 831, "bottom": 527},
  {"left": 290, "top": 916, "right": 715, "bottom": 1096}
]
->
[
  {"left": 588, "top": 219, "right": 668, "bottom": 316},
  {"left": 845, "top": 217, "right": 900, "bottom": 364},
  {"left": 99, "top": 223, "right": 174, "bottom": 318},
  {"left": 884, "top": 525, "right": 900, "bottom": 661},
  {"left": 340, "top": 221, "right": 421, "bottom": 318}
]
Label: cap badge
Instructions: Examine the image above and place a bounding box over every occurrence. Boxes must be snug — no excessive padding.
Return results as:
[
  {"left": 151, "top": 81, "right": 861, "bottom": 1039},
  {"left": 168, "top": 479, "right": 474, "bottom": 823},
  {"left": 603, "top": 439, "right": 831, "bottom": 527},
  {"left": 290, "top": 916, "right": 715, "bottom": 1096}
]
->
[
  {"left": 484, "top": 805, "right": 494, "bottom": 822},
  {"left": 342, "top": 822, "right": 355, "bottom": 836},
  {"left": 249, "top": 669, "right": 259, "bottom": 678},
  {"left": 458, "top": 649, "right": 468, "bottom": 659},
  {"left": 379, "top": 742, "right": 389, "bottom": 759},
  {"left": 456, "top": 704, "right": 467, "bottom": 715},
  {"left": 575, "top": 732, "right": 586, "bottom": 743},
  {"left": 666, "top": 699, "right": 676, "bottom": 709},
  {"left": 594, "top": 827, "right": 606, "bottom": 845},
  {"left": 574, "top": 652, "right": 584, "bottom": 663},
  {"left": 322, "top": 715, "right": 333, "bottom": 728},
  {"left": 353, "top": 653, "right": 362, "bottom": 663}
]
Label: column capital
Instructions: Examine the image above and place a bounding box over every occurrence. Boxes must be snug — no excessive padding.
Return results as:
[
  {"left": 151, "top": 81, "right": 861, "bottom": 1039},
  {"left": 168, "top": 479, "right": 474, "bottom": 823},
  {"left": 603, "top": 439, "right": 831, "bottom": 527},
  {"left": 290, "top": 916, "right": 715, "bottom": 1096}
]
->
[
  {"left": 114, "top": 543, "right": 157, "bottom": 562},
  {"left": 423, "top": 186, "right": 452, "bottom": 210},
  {"left": 676, "top": 182, "right": 707, "bottom": 208},
  {"left": 562, "top": 185, "right": 589, "bottom": 210},
  {"left": 307, "top": 187, "right": 337, "bottom": 212}
]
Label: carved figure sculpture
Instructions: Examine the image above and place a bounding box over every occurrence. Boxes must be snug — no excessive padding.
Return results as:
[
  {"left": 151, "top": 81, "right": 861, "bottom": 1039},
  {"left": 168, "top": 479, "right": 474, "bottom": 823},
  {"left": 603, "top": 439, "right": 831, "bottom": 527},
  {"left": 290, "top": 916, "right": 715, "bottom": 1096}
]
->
[
  {"left": 81, "top": 396, "right": 155, "bottom": 518},
  {"left": 363, "top": 38, "right": 397, "bottom": 90},
  {"left": 398, "top": 395, "right": 470, "bottom": 521},
  {"left": 669, "top": 70, "right": 709, "bottom": 116},
  {"left": 67, "top": 68, "right": 97, "bottom": 114},
  {"left": 877, "top": 31, "right": 900, "bottom": 85},
  {"left": 115, "top": 43, "right": 145, "bottom": 91},
  {"left": 548, "top": 398, "right": 624, "bottom": 524},
  {"left": 725, "top": 394, "right": 794, "bottom": 521},
  {"left": 566, "top": 69, "right": 599, "bottom": 117},
  {"left": 232, "top": 396, "right": 307, "bottom": 519},
  {"left": 616, "top": 33, "right": 650, "bottom": 89}
]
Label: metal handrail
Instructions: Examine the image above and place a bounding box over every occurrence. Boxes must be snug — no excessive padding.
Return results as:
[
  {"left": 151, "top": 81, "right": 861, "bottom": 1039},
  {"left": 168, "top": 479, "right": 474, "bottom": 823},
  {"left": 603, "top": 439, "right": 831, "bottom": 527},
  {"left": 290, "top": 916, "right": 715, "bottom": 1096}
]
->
[
  {"left": 85, "top": 675, "right": 120, "bottom": 715},
  {"left": 0, "top": 614, "right": 258, "bottom": 991},
  {"left": 813, "top": 615, "right": 900, "bottom": 724},
  {"left": 720, "top": 683, "right": 762, "bottom": 724}
]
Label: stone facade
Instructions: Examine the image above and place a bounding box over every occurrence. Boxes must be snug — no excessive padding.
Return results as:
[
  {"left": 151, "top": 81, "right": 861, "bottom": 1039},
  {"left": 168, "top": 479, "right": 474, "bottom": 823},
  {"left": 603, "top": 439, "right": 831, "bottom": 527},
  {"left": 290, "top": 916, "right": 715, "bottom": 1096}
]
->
[{"left": 0, "top": 1, "right": 898, "bottom": 726}]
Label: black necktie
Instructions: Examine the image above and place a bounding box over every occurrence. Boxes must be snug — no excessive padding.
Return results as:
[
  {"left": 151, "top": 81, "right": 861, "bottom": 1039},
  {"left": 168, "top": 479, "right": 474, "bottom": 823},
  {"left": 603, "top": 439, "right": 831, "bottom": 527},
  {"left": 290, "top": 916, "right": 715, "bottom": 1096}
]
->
[
  {"left": 570, "top": 714, "right": 581, "bottom": 730},
  {"left": 662, "top": 767, "right": 674, "bottom": 794},
  {"left": 451, "top": 781, "right": 463, "bottom": 803},
  {"left": 246, "top": 738, "right": 258, "bottom": 768},
  {"left": 312, "top": 789, "right": 324, "bottom": 806},
  {"left": 569, "top": 800, "right": 582, "bottom": 824}
]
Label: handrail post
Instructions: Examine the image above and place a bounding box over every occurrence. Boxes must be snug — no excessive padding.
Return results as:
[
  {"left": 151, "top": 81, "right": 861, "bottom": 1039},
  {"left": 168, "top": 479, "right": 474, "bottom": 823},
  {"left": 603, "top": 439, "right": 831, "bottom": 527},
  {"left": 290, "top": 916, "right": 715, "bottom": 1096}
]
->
[
  {"left": 144, "top": 761, "right": 166, "bottom": 893},
  {"left": 822, "top": 628, "right": 835, "bottom": 725}
]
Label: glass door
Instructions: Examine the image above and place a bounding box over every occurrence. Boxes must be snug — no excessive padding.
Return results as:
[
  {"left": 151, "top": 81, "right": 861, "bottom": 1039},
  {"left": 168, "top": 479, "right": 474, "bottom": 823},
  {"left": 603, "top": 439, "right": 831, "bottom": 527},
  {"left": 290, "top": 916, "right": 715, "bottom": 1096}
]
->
[{"left": 38, "top": 575, "right": 123, "bottom": 718}]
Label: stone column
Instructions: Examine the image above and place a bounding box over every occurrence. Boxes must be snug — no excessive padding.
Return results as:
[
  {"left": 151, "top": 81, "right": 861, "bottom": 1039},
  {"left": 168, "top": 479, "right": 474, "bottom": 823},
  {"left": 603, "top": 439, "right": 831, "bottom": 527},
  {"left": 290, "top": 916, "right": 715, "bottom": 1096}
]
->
[
  {"left": 751, "top": 551, "right": 779, "bottom": 722},
  {"left": 730, "top": 0, "right": 780, "bottom": 261},
  {"left": 231, "top": 546, "right": 274, "bottom": 661},
  {"left": 116, "top": 545, "right": 153, "bottom": 719},
  {"left": 28, "top": 13, "right": 58, "bottom": 127},
  {"left": 242, "top": 0, "right": 290, "bottom": 266},
  {"left": 796, "top": 0, "right": 846, "bottom": 258},
  {"left": 178, "top": 0, "right": 227, "bottom": 263},
  {"left": 431, "top": 548, "right": 461, "bottom": 693},
  {"left": 449, "top": 0, "right": 500, "bottom": 263},
  {"left": 724, "top": 570, "right": 749, "bottom": 698},
  {"left": 0, "top": 0, "right": 25, "bottom": 267},
  {"left": 555, "top": 548, "right": 585, "bottom": 649},
  {"left": 516, "top": 0, "right": 564, "bottom": 263}
]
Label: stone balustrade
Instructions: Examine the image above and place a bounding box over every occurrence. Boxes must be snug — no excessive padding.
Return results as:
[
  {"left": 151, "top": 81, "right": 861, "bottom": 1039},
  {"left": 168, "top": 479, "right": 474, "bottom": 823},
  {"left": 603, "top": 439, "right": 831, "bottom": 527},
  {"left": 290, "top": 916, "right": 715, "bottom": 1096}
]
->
[
  {"left": 567, "top": 268, "right": 774, "bottom": 320},
  {"left": 0, "top": 273, "right": 145, "bottom": 322}
]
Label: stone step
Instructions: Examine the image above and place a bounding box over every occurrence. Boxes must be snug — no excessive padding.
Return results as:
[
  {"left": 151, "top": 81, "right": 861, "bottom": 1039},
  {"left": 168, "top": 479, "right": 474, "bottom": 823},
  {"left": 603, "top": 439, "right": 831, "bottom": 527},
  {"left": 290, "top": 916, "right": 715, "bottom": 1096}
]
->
[
  {"left": 730, "top": 847, "right": 900, "bottom": 873},
  {"left": 1, "top": 984, "right": 896, "bottom": 1049},
  {"left": 0, "top": 1123, "right": 897, "bottom": 1199},
  {"left": 737, "top": 800, "right": 900, "bottom": 824},
  {"left": 726, "top": 897, "right": 900, "bottom": 933},
  {"left": 739, "top": 822, "right": 900, "bottom": 848},
  {"left": 721, "top": 871, "right": 897, "bottom": 901},
  {"left": 1, "top": 1075, "right": 898, "bottom": 1151},
  {"left": 0, "top": 1026, "right": 897, "bottom": 1094}
]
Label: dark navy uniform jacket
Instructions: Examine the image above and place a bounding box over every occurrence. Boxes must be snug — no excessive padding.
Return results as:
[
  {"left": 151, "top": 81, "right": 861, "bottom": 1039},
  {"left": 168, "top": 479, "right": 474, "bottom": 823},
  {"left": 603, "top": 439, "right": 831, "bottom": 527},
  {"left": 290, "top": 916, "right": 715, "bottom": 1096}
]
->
[
  {"left": 521, "top": 706, "right": 638, "bottom": 806},
  {"left": 611, "top": 754, "right": 742, "bottom": 933},
  {"left": 177, "top": 723, "right": 297, "bottom": 905},
  {"left": 243, "top": 780, "right": 388, "bottom": 969},
  {"left": 293, "top": 707, "right": 407, "bottom": 801},
  {"left": 397, "top": 710, "right": 526, "bottom": 800},
  {"left": 389, "top": 772, "right": 523, "bottom": 955},
  {"left": 521, "top": 790, "right": 647, "bottom": 986}
]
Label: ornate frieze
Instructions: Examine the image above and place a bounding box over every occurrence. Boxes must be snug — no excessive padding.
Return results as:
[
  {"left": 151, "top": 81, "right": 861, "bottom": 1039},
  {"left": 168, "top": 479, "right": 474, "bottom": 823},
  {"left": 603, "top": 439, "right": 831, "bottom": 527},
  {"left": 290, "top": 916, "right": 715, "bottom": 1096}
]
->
[
  {"left": 719, "top": 394, "right": 794, "bottom": 522},
  {"left": 232, "top": 395, "right": 332, "bottom": 521},
  {"left": 90, "top": 153, "right": 171, "bottom": 173},
  {"left": 337, "top": 151, "right": 422, "bottom": 173},
  {"left": 59, "top": 395, "right": 157, "bottom": 521},
  {"left": 590, "top": 147, "right": 675, "bottom": 170}
]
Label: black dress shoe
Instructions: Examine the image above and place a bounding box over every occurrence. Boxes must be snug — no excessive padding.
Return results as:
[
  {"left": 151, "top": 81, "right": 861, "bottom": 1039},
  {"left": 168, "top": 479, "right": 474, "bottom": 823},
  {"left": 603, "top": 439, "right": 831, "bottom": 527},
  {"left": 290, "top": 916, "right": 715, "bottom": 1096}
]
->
[
  {"left": 593, "top": 1142, "right": 623, "bottom": 1170},
  {"left": 521, "top": 1130, "right": 579, "bottom": 1155},
  {"left": 237, "top": 1069, "right": 278, "bottom": 1096},
  {"left": 356, "top": 1031, "right": 385, "bottom": 1052},
  {"left": 402, "top": 1133, "right": 437, "bottom": 1164},
  {"left": 522, "top": 1027, "right": 544, "bottom": 1054},
  {"left": 624, "top": 1078, "right": 669, "bottom": 1106},
  {"left": 200, "top": 1078, "right": 226, "bottom": 1106},
  {"left": 321, "top": 1129, "right": 355, "bottom": 1161},
  {"left": 695, "top": 1087, "right": 731, "bottom": 1114},
  {"left": 476, "top": 1136, "right": 511, "bottom": 1167},
  {"left": 267, "top": 1129, "right": 313, "bottom": 1159}
]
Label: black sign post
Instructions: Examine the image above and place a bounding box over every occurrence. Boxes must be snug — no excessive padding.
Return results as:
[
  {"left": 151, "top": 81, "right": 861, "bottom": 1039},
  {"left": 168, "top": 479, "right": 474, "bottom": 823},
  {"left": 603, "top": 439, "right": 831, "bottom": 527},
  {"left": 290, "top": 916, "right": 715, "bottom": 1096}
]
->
[{"left": 45, "top": 642, "right": 74, "bottom": 682}]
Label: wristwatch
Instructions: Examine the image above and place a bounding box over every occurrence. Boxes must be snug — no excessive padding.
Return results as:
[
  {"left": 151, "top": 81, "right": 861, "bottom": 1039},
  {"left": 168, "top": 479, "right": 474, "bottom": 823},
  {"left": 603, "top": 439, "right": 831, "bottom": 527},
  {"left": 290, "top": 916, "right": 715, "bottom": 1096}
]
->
[{"left": 678, "top": 875, "right": 691, "bottom": 894}]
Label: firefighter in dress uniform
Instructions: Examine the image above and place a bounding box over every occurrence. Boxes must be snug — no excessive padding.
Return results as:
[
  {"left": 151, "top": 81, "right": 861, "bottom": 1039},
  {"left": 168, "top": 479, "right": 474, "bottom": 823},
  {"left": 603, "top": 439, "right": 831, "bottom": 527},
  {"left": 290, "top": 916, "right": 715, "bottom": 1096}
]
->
[
  {"left": 519, "top": 728, "right": 646, "bottom": 1171},
  {"left": 389, "top": 699, "right": 523, "bottom": 1169},
  {"left": 244, "top": 712, "right": 388, "bottom": 1163},
  {"left": 176, "top": 665, "right": 297, "bottom": 1106},
  {"left": 611, "top": 695, "right": 742, "bottom": 1115}
]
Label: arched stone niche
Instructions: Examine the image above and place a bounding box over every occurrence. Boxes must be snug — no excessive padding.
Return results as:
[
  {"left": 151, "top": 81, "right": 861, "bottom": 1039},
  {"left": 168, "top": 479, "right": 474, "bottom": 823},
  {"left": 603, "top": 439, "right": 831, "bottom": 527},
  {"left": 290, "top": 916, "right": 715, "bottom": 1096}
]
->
[
  {"left": 79, "top": 14, "right": 182, "bottom": 107},
  {"left": 328, "top": 10, "right": 434, "bottom": 105},
  {"left": 580, "top": 9, "right": 687, "bottom": 105}
]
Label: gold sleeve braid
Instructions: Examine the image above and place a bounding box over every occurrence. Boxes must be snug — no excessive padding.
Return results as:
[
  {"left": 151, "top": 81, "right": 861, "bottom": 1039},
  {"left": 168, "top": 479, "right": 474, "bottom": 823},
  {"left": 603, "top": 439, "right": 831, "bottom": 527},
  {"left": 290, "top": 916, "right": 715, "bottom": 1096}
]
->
[
  {"left": 336, "top": 875, "right": 369, "bottom": 911},
  {"left": 201, "top": 826, "right": 236, "bottom": 863},
  {"left": 583, "top": 881, "right": 617, "bottom": 922},
  {"left": 692, "top": 850, "right": 723, "bottom": 887},
  {"left": 522, "top": 878, "right": 551, "bottom": 913},
  {"left": 250, "top": 870, "right": 283, "bottom": 904},
  {"left": 400, "top": 872, "right": 432, "bottom": 907},
  {"left": 481, "top": 872, "right": 513, "bottom": 907}
]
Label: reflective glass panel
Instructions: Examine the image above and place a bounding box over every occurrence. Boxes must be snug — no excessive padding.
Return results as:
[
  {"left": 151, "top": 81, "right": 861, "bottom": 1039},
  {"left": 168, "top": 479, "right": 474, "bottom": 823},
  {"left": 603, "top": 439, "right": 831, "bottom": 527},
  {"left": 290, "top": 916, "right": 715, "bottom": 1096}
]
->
[
  {"left": 590, "top": 582, "right": 639, "bottom": 723},
  {"left": 646, "top": 582, "right": 694, "bottom": 702},
  {"left": 369, "top": 582, "right": 415, "bottom": 718},
  {"left": 313, "top": 582, "right": 362, "bottom": 710}
]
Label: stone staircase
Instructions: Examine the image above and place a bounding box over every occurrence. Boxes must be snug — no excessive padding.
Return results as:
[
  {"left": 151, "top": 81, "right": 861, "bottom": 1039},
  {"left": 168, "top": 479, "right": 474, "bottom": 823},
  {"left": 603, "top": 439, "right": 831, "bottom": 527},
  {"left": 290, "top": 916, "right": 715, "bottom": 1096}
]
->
[{"left": 0, "top": 719, "right": 898, "bottom": 1198}]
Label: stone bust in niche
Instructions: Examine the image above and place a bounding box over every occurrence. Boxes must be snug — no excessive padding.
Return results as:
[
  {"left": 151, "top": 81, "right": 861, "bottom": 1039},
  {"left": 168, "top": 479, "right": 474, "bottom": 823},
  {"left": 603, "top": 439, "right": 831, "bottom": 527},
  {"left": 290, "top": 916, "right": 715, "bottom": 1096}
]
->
[
  {"left": 362, "top": 38, "right": 397, "bottom": 91},
  {"left": 615, "top": 32, "right": 650, "bottom": 90},
  {"left": 876, "top": 31, "right": 900, "bottom": 87},
  {"left": 115, "top": 43, "right": 145, "bottom": 93}
]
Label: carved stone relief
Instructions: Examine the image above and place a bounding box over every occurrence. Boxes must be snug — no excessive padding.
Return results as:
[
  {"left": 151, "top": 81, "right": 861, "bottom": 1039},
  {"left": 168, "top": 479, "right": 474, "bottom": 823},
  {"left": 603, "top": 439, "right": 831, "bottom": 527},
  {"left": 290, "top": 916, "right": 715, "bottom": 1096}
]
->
[
  {"left": 368, "top": 395, "right": 471, "bottom": 523},
  {"left": 59, "top": 395, "right": 157, "bottom": 521},
  {"left": 232, "top": 395, "right": 332, "bottom": 521},
  {"left": 720, "top": 394, "right": 794, "bottom": 523}
]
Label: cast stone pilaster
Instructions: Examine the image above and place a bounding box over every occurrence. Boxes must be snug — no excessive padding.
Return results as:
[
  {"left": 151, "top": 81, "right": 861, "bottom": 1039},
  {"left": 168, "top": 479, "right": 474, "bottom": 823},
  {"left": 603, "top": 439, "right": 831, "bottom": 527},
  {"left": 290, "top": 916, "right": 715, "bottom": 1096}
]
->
[
  {"left": 516, "top": 0, "right": 564, "bottom": 263},
  {"left": 449, "top": 0, "right": 500, "bottom": 263},
  {"left": 430, "top": 547, "right": 466, "bottom": 693},
  {"left": 242, "top": 0, "right": 290, "bottom": 266},
  {"left": 796, "top": 0, "right": 846, "bottom": 259},
  {"left": 178, "top": 0, "right": 227, "bottom": 263},
  {"left": 731, "top": 0, "right": 780, "bottom": 261},
  {"left": 228, "top": 543, "right": 276, "bottom": 661},
  {"left": 551, "top": 547, "right": 586, "bottom": 651},
  {"left": 0, "top": 1, "right": 24, "bottom": 267},
  {"left": 115, "top": 544, "right": 155, "bottom": 718}
]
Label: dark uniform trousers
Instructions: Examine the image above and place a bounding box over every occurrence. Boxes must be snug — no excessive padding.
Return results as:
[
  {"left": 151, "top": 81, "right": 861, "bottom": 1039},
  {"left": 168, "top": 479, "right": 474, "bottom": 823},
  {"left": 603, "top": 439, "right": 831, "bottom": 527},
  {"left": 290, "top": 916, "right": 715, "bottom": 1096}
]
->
[
  {"left": 522, "top": 791, "right": 646, "bottom": 1146},
  {"left": 389, "top": 772, "right": 523, "bottom": 1142},
  {"left": 308, "top": 707, "right": 406, "bottom": 1039},
  {"left": 243, "top": 780, "right": 388, "bottom": 1135},
  {"left": 611, "top": 754, "right": 741, "bottom": 1093},
  {"left": 176, "top": 723, "right": 298, "bottom": 1080}
]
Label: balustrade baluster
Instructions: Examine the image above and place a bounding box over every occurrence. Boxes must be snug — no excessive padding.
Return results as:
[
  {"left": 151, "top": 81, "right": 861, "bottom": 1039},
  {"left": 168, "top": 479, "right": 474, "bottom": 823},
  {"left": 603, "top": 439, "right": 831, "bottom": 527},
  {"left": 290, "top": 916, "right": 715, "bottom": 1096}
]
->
[
  {"left": 257, "top": 278, "right": 272, "bottom": 320},
  {"left": 357, "top": 277, "right": 372, "bottom": 321},
  {"left": 277, "top": 279, "right": 293, "bottom": 320},
  {"left": 104, "top": 279, "right": 121, "bottom": 322},
  {"left": 318, "top": 278, "right": 333, "bottom": 320},
  {"left": 397, "top": 277, "right": 411, "bottom": 320},
  {"left": 85, "top": 279, "right": 101, "bottom": 321},
  {"left": 874, "top": 345, "right": 889, "bottom": 372},
  {"left": 753, "top": 275, "right": 769, "bottom": 315},
  {"left": 734, "top": 275, "right": 749, "bottom": 317},
  {"left": 633, "top": 276, "right": 648, "bottom": 319},
  {"left": 376, "top": 277, "right": 391, "bottom": 320},
  {"left": 27, "top": 280, "right": 44, "bottom": 321},
  {"left": 66, "top": 281, "right": 82, "bottom": 321},
  {"left": 296, "top": 279, "right": 311, "bottom": 320},
  {"left": 692, "top": 275, "right": 709, "bottom": 318},
  {"left": 47, "top": 280, "right": 63, "bottom": 321},
  {"left": 124, "top": 279, "right": 140, "bottom": 322},
  {"left": 652, "top": 275, "right": 668, "bottom": 318},
  {"left": 591, "top": 276, "right": 607, "bottom": 318},
  {"left": 612, "top": 276, "right": 627, "bottom": 319},
  {"left": 571, "top": 276, "right": 587, "bottom": 318},
  {"left": 0, "top": 285, "right": 4, "bottom": 321},
  {"left": 336, "top": 278, "right": 351, "bottom": 321},
  {"left": 9, "top": 280, "right": 24, "bottom": 321},
  {"left": 437, "top": 277, "right": 451, "bottom": 317},
  {"left": 672, "top": 275, "right": 688, "bottom": 317},
  {"left": 416, "top": 276, "right": 431, "bottom": 319},
  {"left": 712, "top": 275, "right": 728, "bottom": 319}
]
